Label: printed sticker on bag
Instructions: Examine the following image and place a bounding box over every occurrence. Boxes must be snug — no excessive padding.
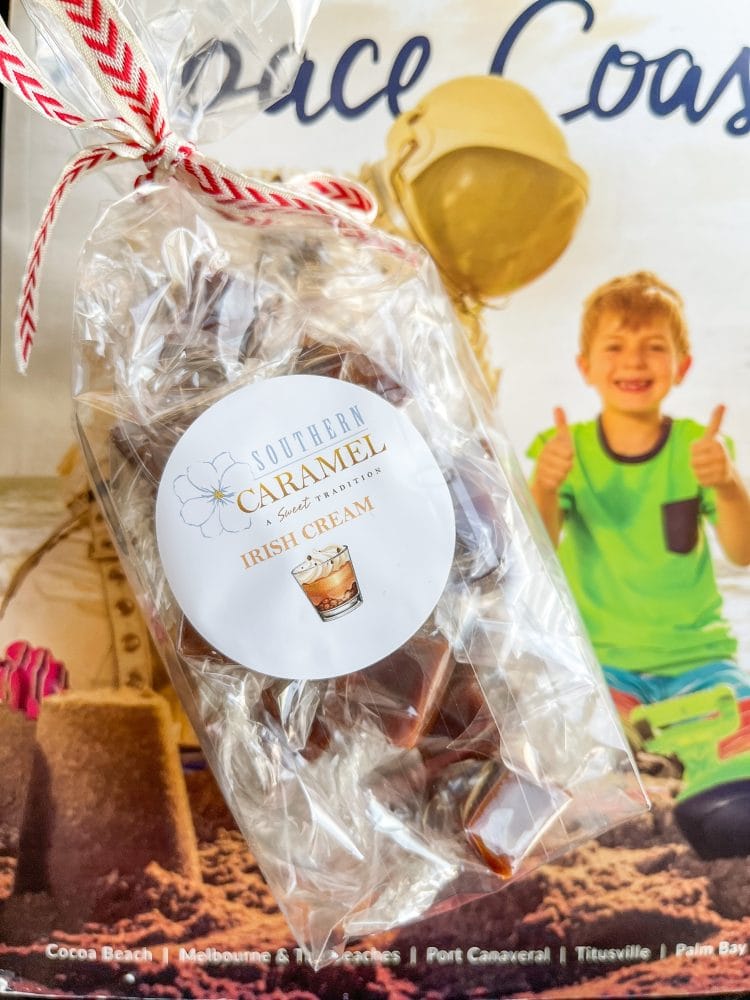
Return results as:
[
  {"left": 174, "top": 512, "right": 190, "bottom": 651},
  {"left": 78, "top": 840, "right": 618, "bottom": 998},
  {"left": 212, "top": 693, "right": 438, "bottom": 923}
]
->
[{"left": 156, "top": 375, "right": 456, "bottom": 679}]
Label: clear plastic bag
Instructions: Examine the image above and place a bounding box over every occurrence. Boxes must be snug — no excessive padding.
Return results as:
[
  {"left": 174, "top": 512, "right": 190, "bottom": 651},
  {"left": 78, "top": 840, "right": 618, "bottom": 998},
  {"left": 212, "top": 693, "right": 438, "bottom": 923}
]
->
[
  {"left": 25, "top": 0, "right": 317, "bottom": 142},
  {"left": 72, "top": 177, "right": 647, "bottom": 966}
]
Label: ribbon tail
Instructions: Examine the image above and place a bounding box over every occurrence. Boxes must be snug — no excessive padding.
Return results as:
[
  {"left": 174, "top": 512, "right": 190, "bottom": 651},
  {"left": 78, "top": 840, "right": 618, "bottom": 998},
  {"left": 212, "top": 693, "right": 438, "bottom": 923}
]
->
[
  {"left": 34, "top": 0, "right": 167, "bottom": 150},
  {"left": 174, "top": 148, "right": 416, "bottom": 267},
  {"left": 286, "top": 172, "right": 378, "bottom": 224},
  {"left": 0, "top": 3, "right": 152, "bottom": 148},
  {"left": 0, "top": 12, "right": 86, "bottom": 127},
  {"left": 16, "top": 145, "right": 118, "bottom": 373},
  {"left": 178, "top": 150, "right": 379, "bottom": 225}
]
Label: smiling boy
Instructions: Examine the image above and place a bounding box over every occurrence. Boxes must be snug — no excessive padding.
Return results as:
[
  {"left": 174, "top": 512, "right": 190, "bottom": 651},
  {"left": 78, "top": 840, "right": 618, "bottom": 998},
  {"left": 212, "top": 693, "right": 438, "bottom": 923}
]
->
[{"left": 528, "top": 271, "right": 750, "bottom": 718}]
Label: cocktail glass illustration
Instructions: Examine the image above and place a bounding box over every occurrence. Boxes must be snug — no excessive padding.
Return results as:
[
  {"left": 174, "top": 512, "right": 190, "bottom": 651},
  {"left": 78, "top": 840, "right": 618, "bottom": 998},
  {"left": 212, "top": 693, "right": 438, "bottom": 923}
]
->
[{"left": 292, "top": 544, "right": 363, "bottom": 621}]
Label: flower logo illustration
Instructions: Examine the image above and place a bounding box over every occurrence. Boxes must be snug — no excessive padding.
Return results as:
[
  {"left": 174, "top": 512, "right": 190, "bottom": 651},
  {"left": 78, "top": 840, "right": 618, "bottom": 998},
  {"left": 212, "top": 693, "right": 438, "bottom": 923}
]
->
[{"left": 173, "top": 452, "right": 253, "bottom": 538}]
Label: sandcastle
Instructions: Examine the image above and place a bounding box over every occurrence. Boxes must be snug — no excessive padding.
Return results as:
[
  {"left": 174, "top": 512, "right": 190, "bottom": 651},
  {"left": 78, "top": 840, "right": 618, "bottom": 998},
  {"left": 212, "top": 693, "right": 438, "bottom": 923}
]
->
[
  {"left": 13, "top": 687, "right": 201, "bottom": 917},
  {"left": 0, "top": 705, "right": 35, "bottom": 855}
]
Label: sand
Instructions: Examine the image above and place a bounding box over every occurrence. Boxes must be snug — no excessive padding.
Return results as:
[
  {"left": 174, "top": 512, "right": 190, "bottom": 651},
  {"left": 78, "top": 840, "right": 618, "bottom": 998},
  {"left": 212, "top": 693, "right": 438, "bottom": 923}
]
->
[{"left": 0, "top": 768, "right": 748, "bottom": 999}]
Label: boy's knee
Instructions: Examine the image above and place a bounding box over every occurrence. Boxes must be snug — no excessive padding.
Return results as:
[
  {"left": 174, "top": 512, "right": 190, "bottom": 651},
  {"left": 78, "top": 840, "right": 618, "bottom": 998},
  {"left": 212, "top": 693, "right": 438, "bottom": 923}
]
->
[{"left": 609, "top": 688, "right": 641, "bottom": 719}]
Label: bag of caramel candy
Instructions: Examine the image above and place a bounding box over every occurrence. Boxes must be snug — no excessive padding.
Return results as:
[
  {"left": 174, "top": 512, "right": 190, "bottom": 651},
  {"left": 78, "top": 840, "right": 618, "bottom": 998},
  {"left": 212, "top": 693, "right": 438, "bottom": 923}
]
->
[
  {"left": 5, "top": 0, "right": 646, "bottom": 967},
  {"left": 74, "top": 180, "right": 646, "bottom": 963}
]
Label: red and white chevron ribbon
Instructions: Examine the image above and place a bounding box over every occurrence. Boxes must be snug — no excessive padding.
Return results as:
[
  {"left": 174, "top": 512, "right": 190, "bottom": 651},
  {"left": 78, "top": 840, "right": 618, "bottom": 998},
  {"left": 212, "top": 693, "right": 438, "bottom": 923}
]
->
[{"left": 2, "top": 0, "right": 383, "bottom": 372}]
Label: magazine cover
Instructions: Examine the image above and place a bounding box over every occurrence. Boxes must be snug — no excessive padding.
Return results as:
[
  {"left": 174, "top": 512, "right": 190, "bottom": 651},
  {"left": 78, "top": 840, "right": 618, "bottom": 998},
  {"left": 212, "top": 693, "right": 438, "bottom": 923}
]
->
[{"left": 1, "top": 1, "right": 750, "bottom": 998}]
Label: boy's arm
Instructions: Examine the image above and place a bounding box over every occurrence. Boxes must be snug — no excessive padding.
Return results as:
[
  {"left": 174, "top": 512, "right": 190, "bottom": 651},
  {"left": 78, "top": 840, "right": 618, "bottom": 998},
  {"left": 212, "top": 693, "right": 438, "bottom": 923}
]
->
[
  {"left": 529, "top": 408, "right": 574, "bottom": 547},
  {"left": 691, "top": 405, "right": 750, "bottom": 567},
  {"left": 715, "top": 479, "right": 750, "bottom": 566},
  {"left": 530, "top": 479, "right": 565, "bottom": 546}
]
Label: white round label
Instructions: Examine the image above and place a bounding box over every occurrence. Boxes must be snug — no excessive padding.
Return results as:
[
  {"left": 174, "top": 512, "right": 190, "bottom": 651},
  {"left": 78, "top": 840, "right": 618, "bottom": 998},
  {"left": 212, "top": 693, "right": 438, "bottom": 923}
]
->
[{"left": 155, "top": 375, "right": 456, "bottom": 680}]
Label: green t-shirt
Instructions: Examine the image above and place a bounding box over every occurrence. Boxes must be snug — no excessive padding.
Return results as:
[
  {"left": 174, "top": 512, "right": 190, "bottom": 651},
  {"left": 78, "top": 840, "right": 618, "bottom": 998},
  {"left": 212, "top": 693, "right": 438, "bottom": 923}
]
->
[{"left": 528, "top": 417, "right": 737, "bottom": 675}]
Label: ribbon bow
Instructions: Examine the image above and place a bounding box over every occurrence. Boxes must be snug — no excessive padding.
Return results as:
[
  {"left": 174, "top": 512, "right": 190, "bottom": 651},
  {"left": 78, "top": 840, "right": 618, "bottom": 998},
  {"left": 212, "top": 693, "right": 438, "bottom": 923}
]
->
[{"left": 0, "top": 0, "right": 380, "bottom": 372}]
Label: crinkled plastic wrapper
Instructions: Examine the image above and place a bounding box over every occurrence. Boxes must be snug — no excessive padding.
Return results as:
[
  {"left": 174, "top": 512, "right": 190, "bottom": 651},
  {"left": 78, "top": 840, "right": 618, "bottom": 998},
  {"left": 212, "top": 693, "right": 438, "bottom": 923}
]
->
[{"left": 73, "top": 179, "right": 647, "bottom": 966}]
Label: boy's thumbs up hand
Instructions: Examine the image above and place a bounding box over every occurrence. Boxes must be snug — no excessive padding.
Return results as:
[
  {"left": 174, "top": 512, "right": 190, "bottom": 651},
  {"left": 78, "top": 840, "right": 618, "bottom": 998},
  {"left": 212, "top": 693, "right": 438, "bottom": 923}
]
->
[
  {"left": 705, "top": 404, "right": 726, "bottom": 439},
  {"left": 553, "top": 406, "right": 572, "bottom": 441},
  {"left": 534, "top": 407, "right": 575, "bottom": 495},
  {"left": 690, "top": 404, "right": 733, "bottom": 488}
]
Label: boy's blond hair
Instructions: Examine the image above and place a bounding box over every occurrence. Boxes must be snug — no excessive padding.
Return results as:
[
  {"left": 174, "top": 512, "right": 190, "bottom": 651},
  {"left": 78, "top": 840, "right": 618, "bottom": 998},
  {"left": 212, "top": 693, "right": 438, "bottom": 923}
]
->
[{"left": 580, "top": 271, "right": 690, "bottom": 357}]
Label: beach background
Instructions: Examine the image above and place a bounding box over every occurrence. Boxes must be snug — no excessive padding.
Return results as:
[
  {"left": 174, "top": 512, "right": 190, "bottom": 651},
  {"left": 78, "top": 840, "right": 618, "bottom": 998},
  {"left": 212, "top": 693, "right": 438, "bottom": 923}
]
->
[{"left": 1, "top": 1, "right": 750, "bottom": 996}]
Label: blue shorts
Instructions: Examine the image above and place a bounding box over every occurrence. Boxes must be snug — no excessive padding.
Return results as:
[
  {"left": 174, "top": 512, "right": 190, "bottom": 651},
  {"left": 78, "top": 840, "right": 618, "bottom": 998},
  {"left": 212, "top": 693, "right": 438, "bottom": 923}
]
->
[{"left": 602, "top": 661, "right": 750, "bottom": 708}]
